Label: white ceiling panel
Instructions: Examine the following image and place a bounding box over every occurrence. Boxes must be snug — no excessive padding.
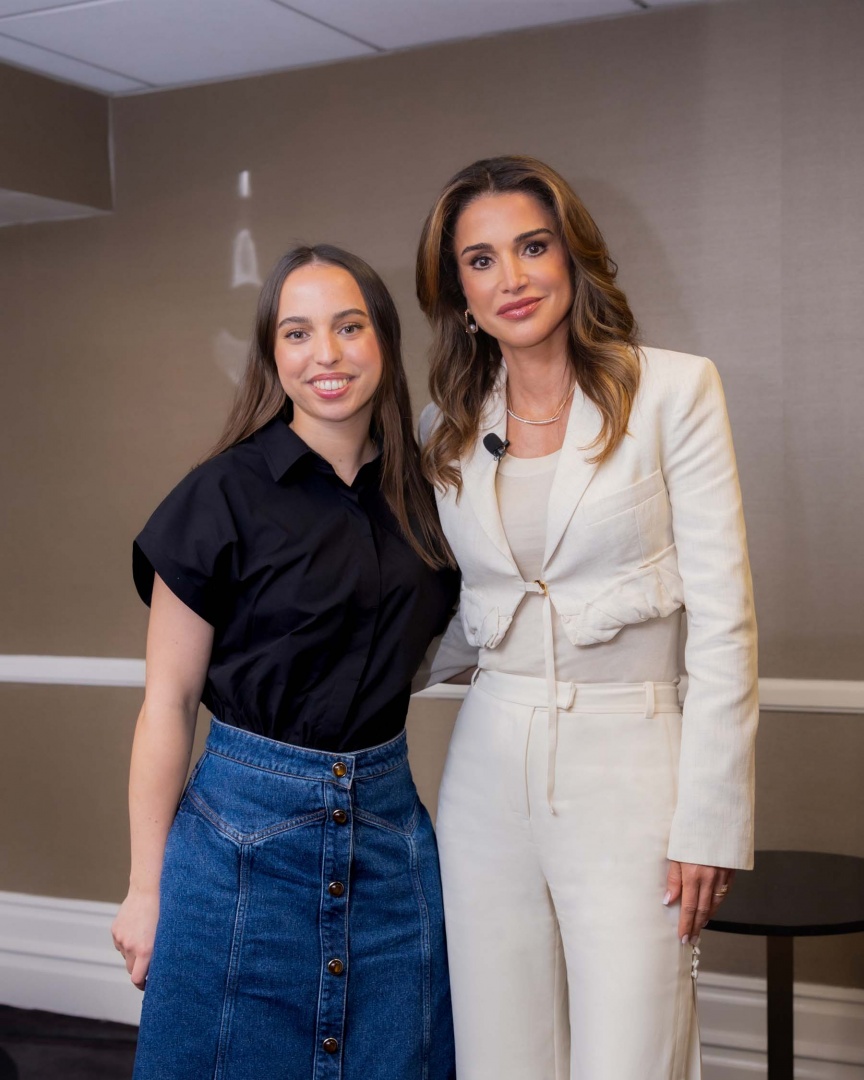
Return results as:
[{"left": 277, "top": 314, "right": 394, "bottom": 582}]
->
[
  {"left": 0, "top": 0, "right": 375, "bottom": 87},
  {"left": 285, "top": 0, "right": 637, "bottom": 51},
  {"left": 0, "top": 27, "right": 146, "bottom": 90},
  {"left": 0, "top": 0, "right": 729, "bottom": 94},
  {"left": 0, "top": 0, "right": 96, "bottom": 14}
]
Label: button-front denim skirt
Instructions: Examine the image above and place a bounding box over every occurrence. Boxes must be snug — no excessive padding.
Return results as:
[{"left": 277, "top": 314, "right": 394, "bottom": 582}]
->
[{"left": 133, "top": 719, "right": 456, "bottom": 1080}]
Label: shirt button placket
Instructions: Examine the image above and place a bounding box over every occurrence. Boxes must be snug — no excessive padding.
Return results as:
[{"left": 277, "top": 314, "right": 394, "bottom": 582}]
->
[{"left": 314, "top": 757, "right": 353, "bottom": 1077}]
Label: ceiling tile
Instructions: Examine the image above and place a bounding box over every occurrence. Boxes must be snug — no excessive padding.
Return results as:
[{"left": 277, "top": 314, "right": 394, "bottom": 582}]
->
[
  {"left": 0, "top": 0, "right": 95, "bottom": 15},
  {"left": 284, "top": 0, "right": 637, "bottom": 51},
  {"left": 0, "top": 29, "right": 146, "bottom": 90},
  {"left": 0, "top": 0, "right": 375, "bottom": 87}
]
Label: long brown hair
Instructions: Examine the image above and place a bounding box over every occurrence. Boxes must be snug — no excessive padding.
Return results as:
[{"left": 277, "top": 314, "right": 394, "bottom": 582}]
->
[
  {"left": 207, "top": 244, "right": 452, "bottom": 569},
  {"left": 416, "top": 155, "right": 641, "bottom": 490}
]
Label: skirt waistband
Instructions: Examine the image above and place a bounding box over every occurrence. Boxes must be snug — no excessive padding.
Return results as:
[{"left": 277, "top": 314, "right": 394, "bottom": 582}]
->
[
  {"left": 473, "top": 670, "right": 683, "bottom": 717},
  {"left": 205, "top": 718, "right": 408, "bottom": 786}
]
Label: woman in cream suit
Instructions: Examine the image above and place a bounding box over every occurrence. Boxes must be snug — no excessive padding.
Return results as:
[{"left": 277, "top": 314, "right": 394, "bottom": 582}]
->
[{"left": 415, "top": 156, "right": 758, "bottom": 1080}]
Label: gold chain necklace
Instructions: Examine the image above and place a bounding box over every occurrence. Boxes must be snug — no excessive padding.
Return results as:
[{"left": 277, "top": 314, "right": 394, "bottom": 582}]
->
[{"left": 506, "top": 381, "right": 576, "bottom": 426}]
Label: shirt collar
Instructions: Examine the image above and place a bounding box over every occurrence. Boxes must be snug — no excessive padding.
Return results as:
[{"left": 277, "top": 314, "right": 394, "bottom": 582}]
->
[
  {"left": 254, "top": 414, "right": 382, "bottom": 486},
  {"left": 254, "top": 415, "right": 315, "bottom": 482}
]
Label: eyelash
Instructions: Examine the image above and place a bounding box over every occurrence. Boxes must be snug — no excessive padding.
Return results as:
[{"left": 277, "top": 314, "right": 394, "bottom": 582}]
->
[
  {"left": 284, "top": 322, "right": 363, "bottom": 341},
  {"left": 469, "top": 240, "right": 547, "bottom": 270}
]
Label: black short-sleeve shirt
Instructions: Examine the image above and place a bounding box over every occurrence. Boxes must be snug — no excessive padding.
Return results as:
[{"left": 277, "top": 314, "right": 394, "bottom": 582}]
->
[{"left": 133, "top": 416, "right": 458, "bottom": 751}]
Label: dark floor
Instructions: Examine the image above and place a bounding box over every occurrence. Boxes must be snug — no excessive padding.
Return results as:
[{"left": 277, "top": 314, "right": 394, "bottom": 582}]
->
[{"left": 0, "top": 1006, "right": 137, "bottom": 1080}]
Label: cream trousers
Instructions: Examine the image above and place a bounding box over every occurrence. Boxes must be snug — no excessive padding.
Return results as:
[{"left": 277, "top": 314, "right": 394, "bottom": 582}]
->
[{"left": 435, "top": 670, "right": 701, "bottom": 1080}]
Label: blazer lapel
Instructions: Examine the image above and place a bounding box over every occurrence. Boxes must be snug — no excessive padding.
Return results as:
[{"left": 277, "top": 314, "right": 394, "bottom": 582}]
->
[
  {"left": 543, "top": 386, "right": 603, "bottom": 567},
  {"left": 459, "top": 372, "right": 519, "bottom": 568}
]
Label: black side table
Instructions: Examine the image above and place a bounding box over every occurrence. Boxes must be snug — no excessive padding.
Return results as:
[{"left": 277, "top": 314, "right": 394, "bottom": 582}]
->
[{"left": 706, "top": 850, "right": 864, "bottom": 1079}]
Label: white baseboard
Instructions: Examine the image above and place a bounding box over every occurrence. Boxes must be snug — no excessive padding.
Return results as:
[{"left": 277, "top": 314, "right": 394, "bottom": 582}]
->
[
  {"left": 702, "top": 1046, "right": 864, "bottom": 1079},
  {"left": 0, "top": 891, "right": 143, "bottom": 1026},
  {"left": 0, "top": 891, "right": 862, "bottom": 1078},
  {"left": 699, "top": 971, "right": 864, "bottom": 1078}
]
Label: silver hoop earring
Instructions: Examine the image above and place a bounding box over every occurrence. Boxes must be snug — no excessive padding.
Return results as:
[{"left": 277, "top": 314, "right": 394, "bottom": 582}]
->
[{"left": 464, "top": 309, "right": 479, "bottom": 335}]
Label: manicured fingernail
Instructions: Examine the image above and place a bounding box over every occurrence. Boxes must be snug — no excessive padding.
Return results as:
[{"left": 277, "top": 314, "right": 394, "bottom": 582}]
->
[
  {"left": 662, "top": 890, "right": 672, "bottom": 905},
  {"left": 681, "top": 935, "right": 690, "bottom": 946}
]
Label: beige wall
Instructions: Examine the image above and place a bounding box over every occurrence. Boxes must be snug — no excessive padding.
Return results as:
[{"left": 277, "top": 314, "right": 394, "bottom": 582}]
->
[
  {"left": 0, "top": 63, "right": 111, "bottom": 209},
  {"left": 1, "top": 0, "right": 862, "bottom": 988}
]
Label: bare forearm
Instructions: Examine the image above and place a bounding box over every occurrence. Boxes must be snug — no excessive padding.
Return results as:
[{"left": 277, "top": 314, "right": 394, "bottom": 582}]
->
[
  {"left": 127, "top": 700, "right": 197, "bottom": 894},
  {"left": 115, "top": 576, "right": 212, "bottom": 986}
]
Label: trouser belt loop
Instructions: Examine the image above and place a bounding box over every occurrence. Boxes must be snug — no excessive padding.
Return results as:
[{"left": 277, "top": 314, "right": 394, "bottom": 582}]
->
[{"left": 644, "top": 680, "right": 656, "bottom": 719}]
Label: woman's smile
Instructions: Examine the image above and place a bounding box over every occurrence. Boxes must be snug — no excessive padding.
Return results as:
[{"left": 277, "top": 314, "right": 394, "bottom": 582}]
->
[
  {"left": 496, "top": 297, "right": 544, "bottom": 319},
  {"left": 307, "top": 373, "right": 356, "bottom": 397}
]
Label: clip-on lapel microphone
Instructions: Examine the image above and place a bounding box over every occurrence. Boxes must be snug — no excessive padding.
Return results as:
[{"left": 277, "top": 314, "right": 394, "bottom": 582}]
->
[{"left": 483, "top": 433, "right": 510, "bottom": 461}]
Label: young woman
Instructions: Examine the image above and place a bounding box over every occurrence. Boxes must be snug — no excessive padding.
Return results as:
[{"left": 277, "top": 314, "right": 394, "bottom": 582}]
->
[
  {"left": 112, "top": 245, "right": 458, "bottom": 1080},
  {"left": 416, "top": 157, "right": 758, "bottom": 1079}
]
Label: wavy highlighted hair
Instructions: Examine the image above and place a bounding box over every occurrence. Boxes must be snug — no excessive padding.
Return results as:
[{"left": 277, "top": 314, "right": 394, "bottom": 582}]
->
[
  {"left": 416, "top": 155, "right": 641, "bottom": 490},
  {"left": 207, "top": 244, "right": 452, "bottom": 569}
]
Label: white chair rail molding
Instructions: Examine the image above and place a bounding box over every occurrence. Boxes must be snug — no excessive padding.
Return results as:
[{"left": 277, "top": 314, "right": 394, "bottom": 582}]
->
[{"left": 0, "top": 653, "right": 862, "bottom": 714}]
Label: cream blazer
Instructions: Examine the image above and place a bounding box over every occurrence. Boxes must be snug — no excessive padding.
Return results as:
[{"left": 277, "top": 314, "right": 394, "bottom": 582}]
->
[{"left": 419, "top": 347, "right": 758, "bottom": 870}]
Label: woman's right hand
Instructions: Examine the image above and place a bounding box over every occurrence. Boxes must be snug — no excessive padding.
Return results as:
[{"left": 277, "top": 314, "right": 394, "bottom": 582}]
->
[{"left": 112, "top": 888, "right": 160, "bottom": 990}]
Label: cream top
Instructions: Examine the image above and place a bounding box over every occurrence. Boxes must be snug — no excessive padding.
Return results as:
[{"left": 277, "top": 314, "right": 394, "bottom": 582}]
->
[{"left": 484, "top": 449, "right": 682, "bottom": 682}]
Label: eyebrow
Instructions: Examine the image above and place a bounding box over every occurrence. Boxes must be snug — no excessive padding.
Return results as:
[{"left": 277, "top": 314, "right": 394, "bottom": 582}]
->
[
  {"left": 460, "top": 227, "right": 555, "bottom": 258},
  {"left": 277, "top": 307, "right": 368, "bottom": 329}
]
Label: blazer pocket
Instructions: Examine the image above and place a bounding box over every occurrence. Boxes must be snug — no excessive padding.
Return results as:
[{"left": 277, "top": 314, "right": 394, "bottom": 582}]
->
[
  {"left": 459, "top": 586, "right": 514, "bottom": 649},
  {"left": 554, "top": 546, "right": 685, "bottom": 646},
  {"left": 583, "top": 469, "right": 666, "bottom": 526}
]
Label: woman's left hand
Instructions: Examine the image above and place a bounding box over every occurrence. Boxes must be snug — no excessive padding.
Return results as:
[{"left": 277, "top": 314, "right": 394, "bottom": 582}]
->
[{"left": 664, "top": 861, "right": 736, "bottom": 944}]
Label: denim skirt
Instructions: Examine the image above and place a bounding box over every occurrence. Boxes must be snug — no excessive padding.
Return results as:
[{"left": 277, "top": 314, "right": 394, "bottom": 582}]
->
[{"left": 133, "top": 719, "right": 456, "bottom": 1080}]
